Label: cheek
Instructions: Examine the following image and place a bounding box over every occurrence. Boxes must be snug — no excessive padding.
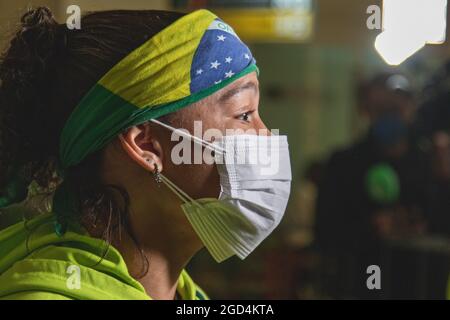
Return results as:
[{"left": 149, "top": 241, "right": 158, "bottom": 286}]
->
[
  {"left": 157, "top": 103, "right": 226, "bottom": 199},
  {"left": 165, "top": 161, "right": 221, "bottom": 199},
  {"left": 190, "top": 162, "right": 221, "bottom": 198},
  {"left": 160, "top": 134, "right": 221, "bottom": 199}
]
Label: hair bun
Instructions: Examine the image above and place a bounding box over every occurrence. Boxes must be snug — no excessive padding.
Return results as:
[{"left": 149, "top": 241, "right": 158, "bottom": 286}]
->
[
  {"left": 21, "top": 6, "right": 57, "bottom": 30},
  {"left": 18, "top": 7, "right": 61, "bottom": 57},
  {"left": 0, "top": 6, "right": 62, "bottom": 178}
]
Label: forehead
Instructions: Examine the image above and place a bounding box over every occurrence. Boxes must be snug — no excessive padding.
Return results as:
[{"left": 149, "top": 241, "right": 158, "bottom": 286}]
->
[
  {"left": 214, "top": 72, "right": 259, "bottom": 101},
  {"left": 227, "top": 71, "right": 259, "bottom": 89},
  {"left": 176, "top": 71, "right": 259, "bottom": 119}
]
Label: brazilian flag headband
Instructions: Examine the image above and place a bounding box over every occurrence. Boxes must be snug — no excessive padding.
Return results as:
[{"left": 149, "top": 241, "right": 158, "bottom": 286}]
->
[{"left": 0, "top": 9, "right": 259, "bottom": 211}]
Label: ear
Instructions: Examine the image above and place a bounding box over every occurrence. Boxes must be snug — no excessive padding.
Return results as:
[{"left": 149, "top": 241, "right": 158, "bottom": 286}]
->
[{"left": 119, "top": 124, "right": 163, "bottom": 173}]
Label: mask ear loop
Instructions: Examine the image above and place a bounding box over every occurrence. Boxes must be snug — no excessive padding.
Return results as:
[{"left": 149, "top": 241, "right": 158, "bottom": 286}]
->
[
  {"left": 158, "top": 173, "right": 206, "bottom": 210},
  {"left": 158, "top": 173, "right": 190, "bottom": 203},
  {"left": 159, "top": 172, "right": 230, "bottom": 260},
  {"left": 149, "top": 118, "right": 224, "bottom": 208},
  {"left": 149, "top": 118, "right": 226, "bottom": 155}
]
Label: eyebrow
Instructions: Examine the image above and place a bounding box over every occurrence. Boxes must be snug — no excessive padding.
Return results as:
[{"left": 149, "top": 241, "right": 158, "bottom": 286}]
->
[{"left": 218, "top": 81, "right": 258, "bottom": 103}]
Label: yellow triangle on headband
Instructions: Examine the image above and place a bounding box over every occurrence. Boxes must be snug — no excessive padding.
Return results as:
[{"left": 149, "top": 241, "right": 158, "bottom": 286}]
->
[{"left": 98, "top": 9, "right": 217, "bottom": 109}]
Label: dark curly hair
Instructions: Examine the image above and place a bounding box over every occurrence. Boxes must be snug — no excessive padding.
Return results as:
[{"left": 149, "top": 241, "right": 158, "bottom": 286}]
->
[{"left": 0, "top": 6, "right": 184, "bottom": 277}]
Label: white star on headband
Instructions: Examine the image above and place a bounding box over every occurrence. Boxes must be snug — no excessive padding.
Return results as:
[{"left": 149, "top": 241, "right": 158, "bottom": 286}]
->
[
  {"left": 196, "top": 69, "right": 203, "bottom": 75},
  {"left": 225, "top": 56, "right": 232, "bottom": 63},
  {"left": 210, "top": 60, "right": 221, "bottom": 69},
  {"left": 244, "top": 53, "right": 250, "bottom": 60},
  {"left": 217, "top": 34, "right": 226, "bottom": 41},
  {"left": 225, "top": 70, "right": 235, "bottom": 78}
]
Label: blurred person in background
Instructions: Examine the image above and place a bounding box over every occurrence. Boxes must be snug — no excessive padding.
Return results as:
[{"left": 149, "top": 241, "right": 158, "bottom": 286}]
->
[
  {"left": 285, "top": 161, "right": 324, "bottom": 249},
  {"left": 314, "top": 73, "right": 429, "bottom": 298},
  {"left": 414, "top": 64, "right": 450, "bottom": 299},
  {"left": 416, "top": 61, "right": 450, "bottom": 237}
]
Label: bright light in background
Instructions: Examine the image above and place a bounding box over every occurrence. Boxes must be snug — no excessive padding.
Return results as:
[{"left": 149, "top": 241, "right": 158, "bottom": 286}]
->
[
  {"left": 375, "top": 0, "right": 447, "bottom": 66},
  {"left": 383, "top": 0, "right": 447, "bottom": 43},
  {"left": 375, "top": 30, "right": 426, "bottom": 66}
]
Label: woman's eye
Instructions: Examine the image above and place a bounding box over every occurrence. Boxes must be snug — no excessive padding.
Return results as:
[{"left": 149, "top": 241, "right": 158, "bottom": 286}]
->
[{"left": 238, "top": 112, "right": 252, "bottom": 122}]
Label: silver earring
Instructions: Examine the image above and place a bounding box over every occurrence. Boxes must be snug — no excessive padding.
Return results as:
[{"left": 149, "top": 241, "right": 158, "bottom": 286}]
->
[{"left": 153, "top": 163, "right": 162, "bottom": 185}]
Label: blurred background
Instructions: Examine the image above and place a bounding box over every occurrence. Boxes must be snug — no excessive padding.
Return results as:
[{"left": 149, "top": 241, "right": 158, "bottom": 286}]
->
[{"left": 0, "top": 0, "right": 449, "bottom": 299}]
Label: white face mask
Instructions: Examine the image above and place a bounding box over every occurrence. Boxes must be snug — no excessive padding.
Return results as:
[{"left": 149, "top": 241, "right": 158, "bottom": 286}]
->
[{"left": 150, "top": 119, "right": 292, "bottom": 262}]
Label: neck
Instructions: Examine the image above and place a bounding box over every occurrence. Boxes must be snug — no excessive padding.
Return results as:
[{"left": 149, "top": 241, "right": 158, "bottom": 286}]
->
[
  {"left": 133, "top": 247, "right": 188, "bottom": 300},
  {"left": 112, "top": 199, "right": 202, "bottom": 300},
  {"left": 97, "top": 151, "right": 203, "bottom": 299}
]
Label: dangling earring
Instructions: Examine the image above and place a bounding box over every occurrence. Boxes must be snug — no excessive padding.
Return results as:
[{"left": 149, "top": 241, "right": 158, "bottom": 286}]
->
[
  {"left": 146, "top": 158, "right": 161, "bottom": 185},
  {"left": 153, "top": 163, "right": 162, "bottom": 185}
]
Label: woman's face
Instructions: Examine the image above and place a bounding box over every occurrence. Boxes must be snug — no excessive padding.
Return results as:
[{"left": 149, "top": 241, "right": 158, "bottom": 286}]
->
[{"left": 153, "top": 71, "right": 266, "bottom": 199}]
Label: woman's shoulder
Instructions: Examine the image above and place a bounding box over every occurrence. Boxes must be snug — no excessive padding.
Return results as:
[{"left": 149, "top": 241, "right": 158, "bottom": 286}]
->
[
  {"left": 0, "top": 291, "right": 72, "bottom": 300},
  {"left": 178, "top": 269, "right": 209, "bottom": 300}
]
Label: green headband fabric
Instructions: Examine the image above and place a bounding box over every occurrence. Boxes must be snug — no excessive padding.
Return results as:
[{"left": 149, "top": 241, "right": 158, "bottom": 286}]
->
[
  {"left": 0, "top": 9, "right": 259, "bottom": 212},
  {"left": 60, "top": 65, "right": 258, "bottom": 170}
]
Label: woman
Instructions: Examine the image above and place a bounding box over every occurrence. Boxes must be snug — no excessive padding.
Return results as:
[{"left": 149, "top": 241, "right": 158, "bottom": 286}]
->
[{"left": 0, "top": 7, "right": 291, "bottom": 300}]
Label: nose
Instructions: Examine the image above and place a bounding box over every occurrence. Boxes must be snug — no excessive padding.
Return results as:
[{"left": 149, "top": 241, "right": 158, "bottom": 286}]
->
[{"left": 255, "top": 118, "right": 271, "bottom": 136}]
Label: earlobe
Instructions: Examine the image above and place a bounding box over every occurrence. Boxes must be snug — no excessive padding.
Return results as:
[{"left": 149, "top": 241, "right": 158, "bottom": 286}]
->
[{"left": 118, "top": 126, "right": 163, "bottom": 173}]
